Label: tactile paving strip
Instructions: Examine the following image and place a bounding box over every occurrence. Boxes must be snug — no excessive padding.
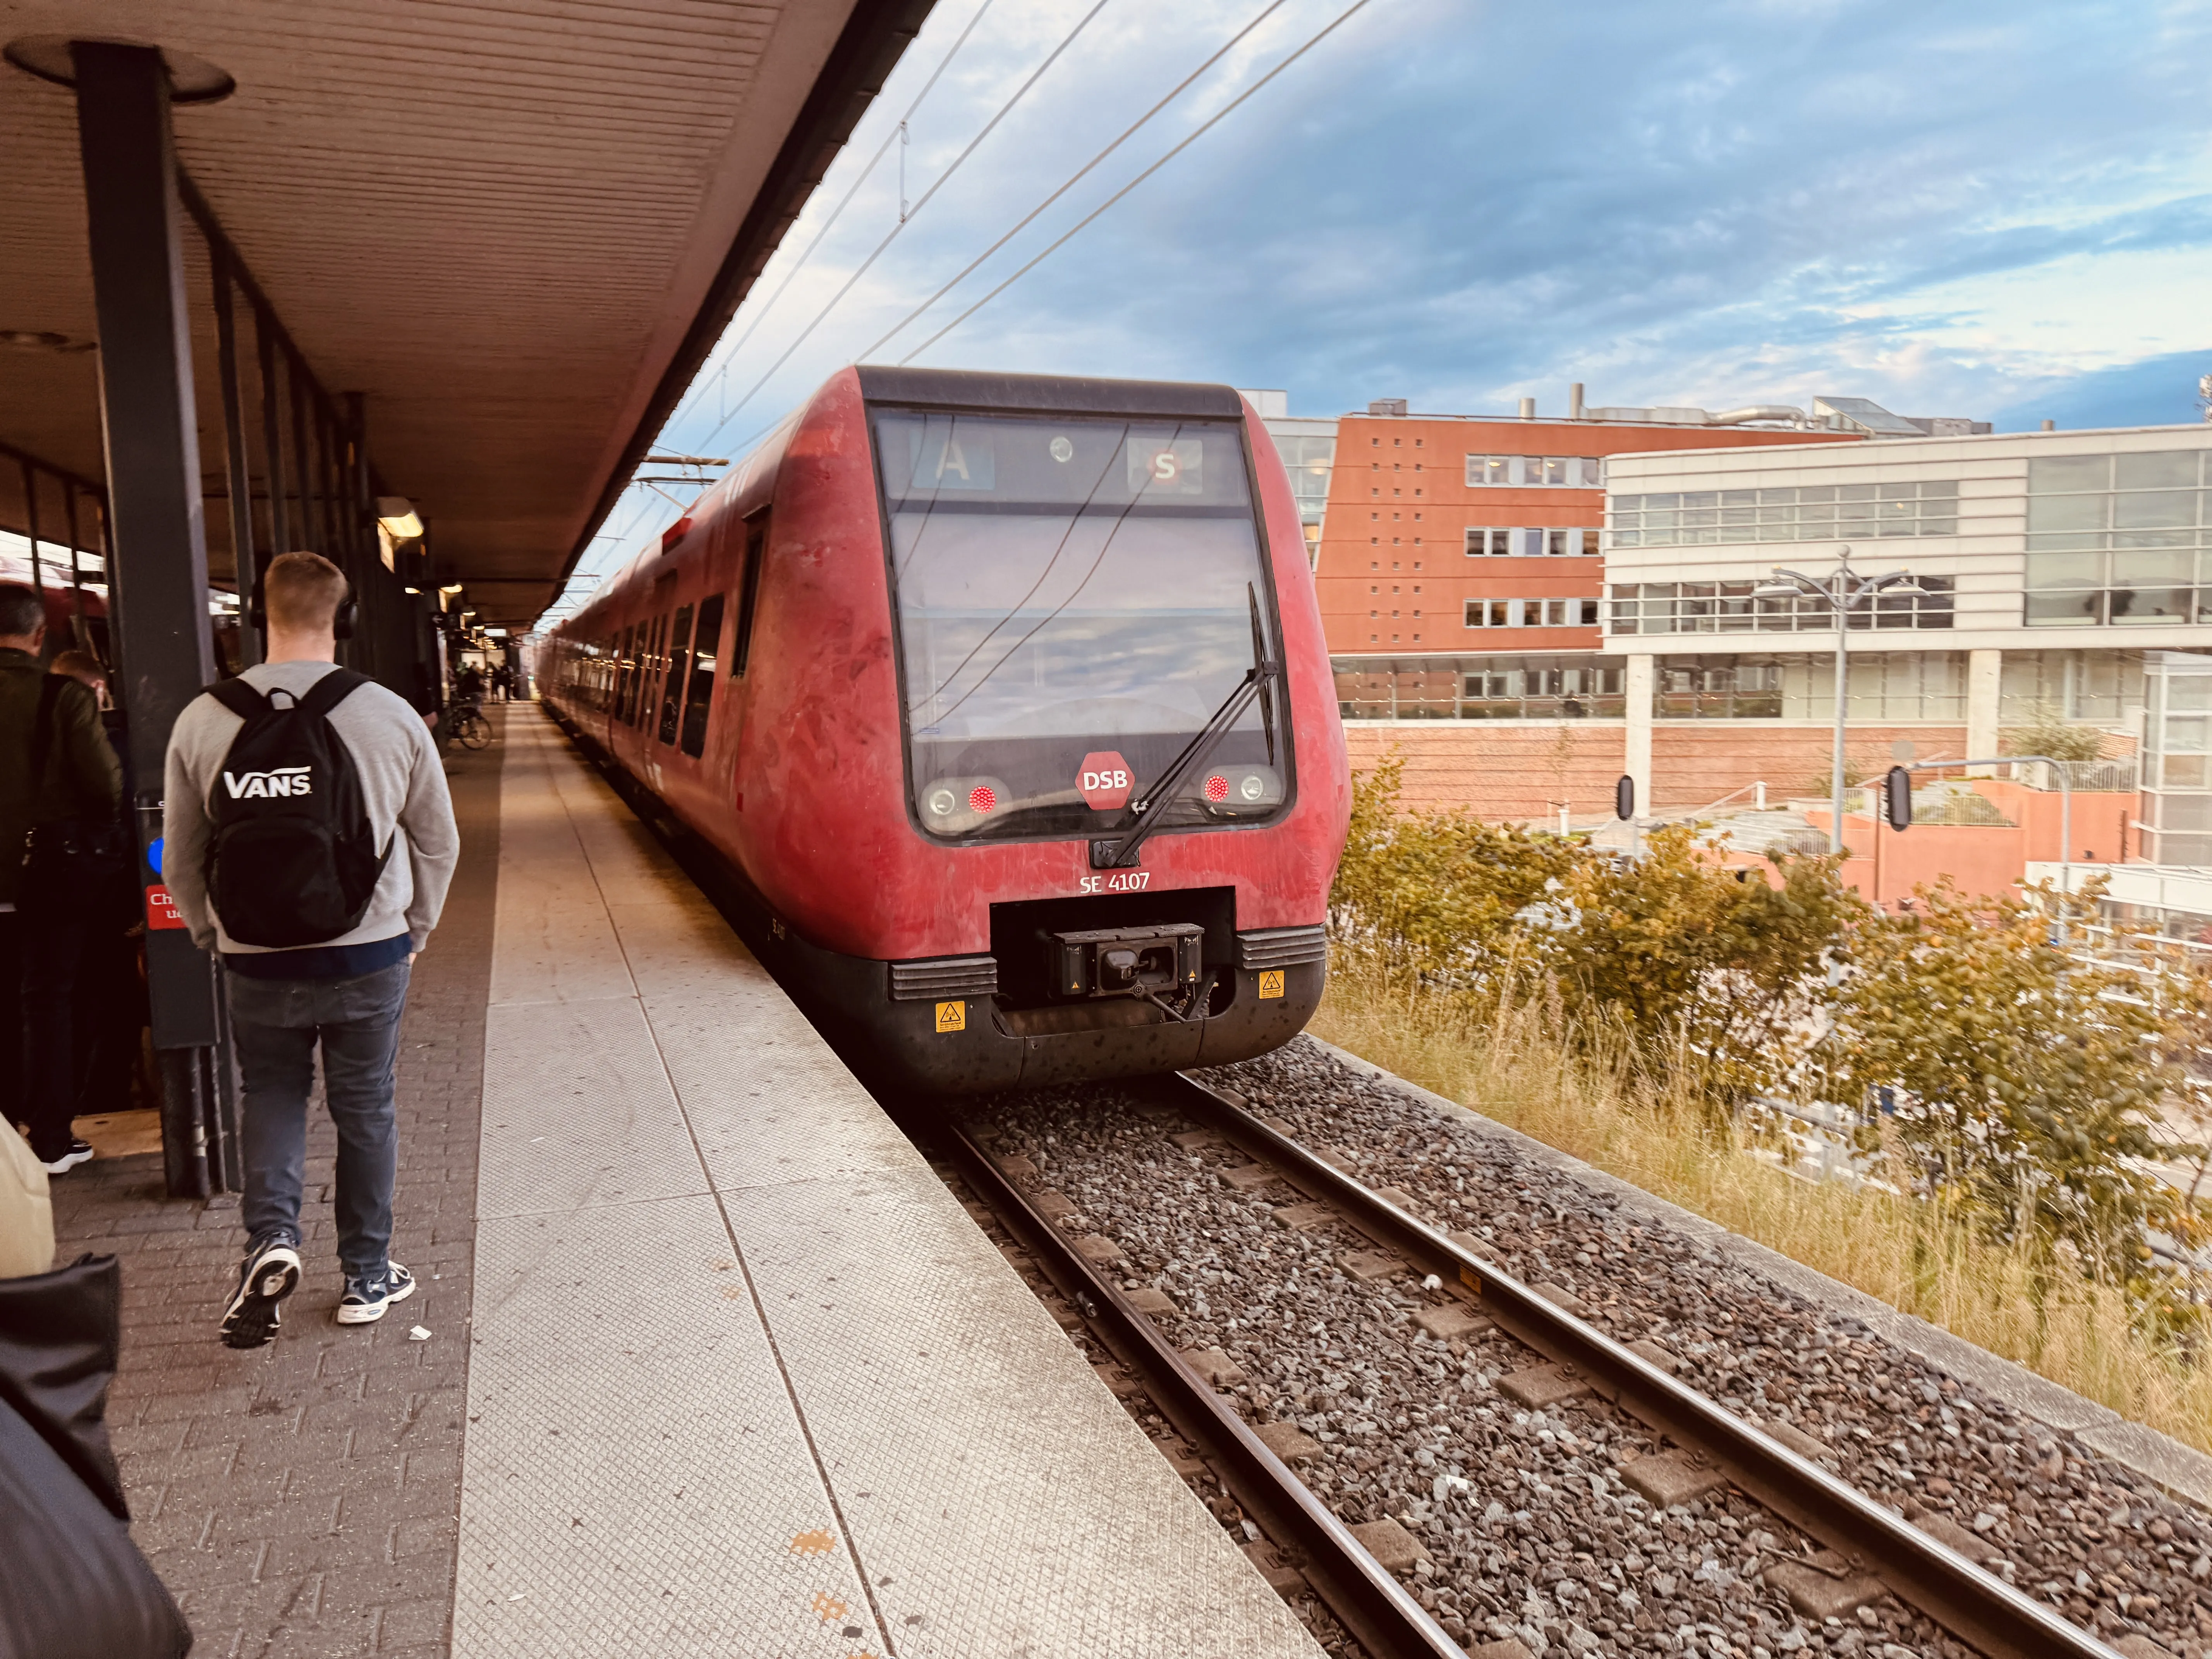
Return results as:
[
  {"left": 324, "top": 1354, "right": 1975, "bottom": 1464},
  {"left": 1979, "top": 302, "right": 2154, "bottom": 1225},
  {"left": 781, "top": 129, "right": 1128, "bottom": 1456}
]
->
[
  {"left": 455, "top": 1196, "right": 886, "bottom": 1659},
  {"left": 647, "top": 994, "right": 929, "bottom": 1192},
  {"left": 476, "top": 997, "right": 709, "bottom": 1219}
]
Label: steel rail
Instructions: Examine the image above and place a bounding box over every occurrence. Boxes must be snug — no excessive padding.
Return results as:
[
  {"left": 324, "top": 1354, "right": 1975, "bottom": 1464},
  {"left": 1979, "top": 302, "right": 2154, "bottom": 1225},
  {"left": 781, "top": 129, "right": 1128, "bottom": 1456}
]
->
[
  {"left": 930, "top": 1115, "right": 1465, "bottom": 1659},
  {"left": 1164, "top": 1072, "right": 2123, "bottom": 1659}
]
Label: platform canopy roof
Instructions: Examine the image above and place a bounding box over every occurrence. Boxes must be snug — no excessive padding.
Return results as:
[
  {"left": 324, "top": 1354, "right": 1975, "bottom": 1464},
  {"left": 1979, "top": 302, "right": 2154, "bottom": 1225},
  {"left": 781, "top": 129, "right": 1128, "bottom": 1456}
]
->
[{"left": 0, "top": 0, "right": 928, "bottom": 625}]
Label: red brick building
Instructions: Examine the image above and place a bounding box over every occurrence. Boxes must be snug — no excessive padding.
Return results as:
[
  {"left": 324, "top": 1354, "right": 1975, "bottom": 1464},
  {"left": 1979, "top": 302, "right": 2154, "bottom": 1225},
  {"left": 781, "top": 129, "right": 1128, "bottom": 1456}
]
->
[{"left": 1316, "top": 408, "right": 1856, "bottom": 658}]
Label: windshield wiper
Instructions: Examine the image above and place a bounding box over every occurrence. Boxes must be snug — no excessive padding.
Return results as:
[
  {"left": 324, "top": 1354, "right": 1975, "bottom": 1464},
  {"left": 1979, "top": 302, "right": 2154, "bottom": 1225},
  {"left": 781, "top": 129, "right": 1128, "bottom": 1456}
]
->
[{"left": 1090, "top": 650, "right": 1281, "bottom": 871}]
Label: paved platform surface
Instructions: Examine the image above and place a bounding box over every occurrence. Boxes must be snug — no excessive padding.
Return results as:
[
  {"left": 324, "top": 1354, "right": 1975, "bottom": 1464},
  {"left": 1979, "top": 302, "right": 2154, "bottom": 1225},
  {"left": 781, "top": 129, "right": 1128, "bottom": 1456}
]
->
[{"left": 462, "top": 708, "right": 1317, "bottom": 1657}]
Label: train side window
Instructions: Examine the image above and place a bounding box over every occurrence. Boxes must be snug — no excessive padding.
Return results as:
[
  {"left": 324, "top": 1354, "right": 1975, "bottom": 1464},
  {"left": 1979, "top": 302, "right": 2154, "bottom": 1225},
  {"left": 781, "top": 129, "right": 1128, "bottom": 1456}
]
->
[
  {"left": 637, "top": 612, "right": 666, "bottom": 726},
  {"left": 730, "top": 512, "right": 767, "bottom": 677},
  {"left": 623, "top": 620, "right": 644, "bottom": 725},
  {"left": 657, "top": 606, "right": 691, "bottom": 744},
  {"left": 680, "top": 594, "right": 725, "bottom": 757},
  {"left": 615, "top": 624, "right": 637, "bottom": 720}
]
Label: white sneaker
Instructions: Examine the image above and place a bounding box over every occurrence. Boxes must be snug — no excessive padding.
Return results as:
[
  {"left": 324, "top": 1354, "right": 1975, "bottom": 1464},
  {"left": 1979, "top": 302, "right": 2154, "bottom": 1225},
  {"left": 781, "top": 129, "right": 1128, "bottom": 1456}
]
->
[
  {"left": 220, "top": 1237, "right": 302, "bottom": 1349},
  {"left": 336, "top": 1262, "right": 417, "bottom": 1326},
  {"left": 38, "top": 1138, "right": 94, "bottom": 1175}
]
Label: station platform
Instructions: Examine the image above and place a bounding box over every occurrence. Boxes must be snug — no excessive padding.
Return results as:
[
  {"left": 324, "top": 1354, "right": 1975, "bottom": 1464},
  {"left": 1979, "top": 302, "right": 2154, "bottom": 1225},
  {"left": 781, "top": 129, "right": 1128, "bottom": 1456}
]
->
[{"left": 50, "top": 706, "right": 1319, "bottom": 1659}]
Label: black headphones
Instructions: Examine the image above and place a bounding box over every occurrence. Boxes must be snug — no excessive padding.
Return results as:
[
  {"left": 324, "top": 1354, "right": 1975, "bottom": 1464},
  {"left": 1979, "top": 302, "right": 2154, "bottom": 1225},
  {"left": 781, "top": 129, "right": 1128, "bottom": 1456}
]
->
[{"left": 248, "top": 578, "right": 358, "bottom": 639}]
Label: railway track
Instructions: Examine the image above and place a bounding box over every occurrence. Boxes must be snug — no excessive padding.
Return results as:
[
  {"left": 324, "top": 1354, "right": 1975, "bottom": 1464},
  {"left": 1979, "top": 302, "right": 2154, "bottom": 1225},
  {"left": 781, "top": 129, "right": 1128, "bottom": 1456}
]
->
[{"left": 926, "top": 1072, "right": 2126, "bottom": 1659}]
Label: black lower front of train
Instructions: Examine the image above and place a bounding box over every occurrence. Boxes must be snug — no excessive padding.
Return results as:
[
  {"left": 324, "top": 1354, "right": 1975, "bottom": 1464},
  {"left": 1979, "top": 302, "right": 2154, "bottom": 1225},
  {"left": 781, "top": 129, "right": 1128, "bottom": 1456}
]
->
[{"left": 770, "top": 888, "right": 1327, "bottom": 1094}]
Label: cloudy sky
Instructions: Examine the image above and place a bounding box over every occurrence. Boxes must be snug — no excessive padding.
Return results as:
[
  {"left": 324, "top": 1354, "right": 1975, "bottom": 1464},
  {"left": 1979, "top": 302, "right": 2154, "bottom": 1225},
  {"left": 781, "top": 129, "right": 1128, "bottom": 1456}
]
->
[{"left": 574, "top": 0, "right": 2212, "bottom": 583}]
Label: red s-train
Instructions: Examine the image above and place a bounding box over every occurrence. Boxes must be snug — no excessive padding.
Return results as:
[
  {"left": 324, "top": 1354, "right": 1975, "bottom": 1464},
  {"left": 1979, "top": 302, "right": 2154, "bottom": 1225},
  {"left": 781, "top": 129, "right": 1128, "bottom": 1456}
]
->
[{"left": 543, "top": 367, "right": 1349, "bottom": 1092}]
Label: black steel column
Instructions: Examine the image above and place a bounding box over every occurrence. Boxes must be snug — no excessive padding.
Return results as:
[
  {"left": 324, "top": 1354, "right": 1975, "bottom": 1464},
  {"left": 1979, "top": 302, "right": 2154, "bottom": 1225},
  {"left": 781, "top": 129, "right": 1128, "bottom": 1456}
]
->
[
  {"left": 287, "top": 354, "right": 312, "bottom": 553},
  {"left": 256, "top": 317, "right": 290, "bottom": 555},
  {"left": 62, "top": 480, "right": 85, "bottom": 629},
  {"left": 212, "top": 246, "right": 260, "bottom": 665},
  {"left": 21, "top": 462, "right": 43, "bottom": 600},
  {"left": 72, "top": 40, "right": 226, "bottom": 1199}
]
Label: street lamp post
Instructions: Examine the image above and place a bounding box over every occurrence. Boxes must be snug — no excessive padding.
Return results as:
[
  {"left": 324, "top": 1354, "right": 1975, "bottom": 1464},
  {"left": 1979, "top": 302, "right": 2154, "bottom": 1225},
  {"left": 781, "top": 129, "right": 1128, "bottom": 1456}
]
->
[{"left": 1755, "top": 550, "right": 1927, "bottom": 855}]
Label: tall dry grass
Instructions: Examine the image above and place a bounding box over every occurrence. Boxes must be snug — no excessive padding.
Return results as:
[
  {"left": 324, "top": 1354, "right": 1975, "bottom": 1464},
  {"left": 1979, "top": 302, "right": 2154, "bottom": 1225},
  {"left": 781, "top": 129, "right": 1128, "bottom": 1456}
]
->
[{"left": 1311, "top": 949, "right": 2212, "bottom": 1454}]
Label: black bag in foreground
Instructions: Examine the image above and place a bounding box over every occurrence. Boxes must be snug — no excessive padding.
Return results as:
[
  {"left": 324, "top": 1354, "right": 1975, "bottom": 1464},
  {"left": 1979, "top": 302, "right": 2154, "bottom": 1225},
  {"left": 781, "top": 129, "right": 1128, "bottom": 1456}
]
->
[
  {"left": 204, "top": 671, "right": 389, "bottom": 948},
  {"left": 0, "top": 1254, "right": 191, "bottom": 1659}
]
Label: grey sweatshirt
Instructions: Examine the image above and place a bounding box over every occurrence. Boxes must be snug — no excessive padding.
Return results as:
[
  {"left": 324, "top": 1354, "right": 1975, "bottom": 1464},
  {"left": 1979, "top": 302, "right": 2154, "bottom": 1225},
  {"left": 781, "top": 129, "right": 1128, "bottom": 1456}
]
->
[{"left": 163, "top": 660, "right": 459, "bottom": 956}]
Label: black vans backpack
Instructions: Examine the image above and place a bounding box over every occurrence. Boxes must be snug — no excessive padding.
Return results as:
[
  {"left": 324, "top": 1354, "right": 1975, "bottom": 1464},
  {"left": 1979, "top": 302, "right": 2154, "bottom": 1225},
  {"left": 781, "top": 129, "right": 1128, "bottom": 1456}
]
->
[{"left": 202, "top": 670, "right": 390, "bottom": 948}]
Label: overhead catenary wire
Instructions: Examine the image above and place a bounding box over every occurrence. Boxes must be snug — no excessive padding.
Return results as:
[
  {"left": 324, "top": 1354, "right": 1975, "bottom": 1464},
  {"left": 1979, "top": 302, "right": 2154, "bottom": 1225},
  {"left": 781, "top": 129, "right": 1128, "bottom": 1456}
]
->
[
  {"left": 683, "top": 0, "right": 1118, "bottom": 456},
  {"left": 702, "top": 0, "right": 1374, "bottom": 467},
  {"left": 854, "top": 0, "right": 1293, "bottom": 365},
  {"left": 672, "top": 0, "right": 1000, "bottom": 431},
  {"left": 899, "top": 0, "right": 1376, "bottom": 363},
  {"left": 563, "top": 0, "right": 1376, "bottom": 623}
]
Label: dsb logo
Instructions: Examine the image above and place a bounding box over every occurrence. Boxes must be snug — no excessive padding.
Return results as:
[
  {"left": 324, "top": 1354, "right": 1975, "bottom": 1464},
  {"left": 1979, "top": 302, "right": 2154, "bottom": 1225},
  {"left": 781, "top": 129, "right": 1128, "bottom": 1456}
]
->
[{"left": 1077, "top": 750, "right": 1133, "bottom": 811}]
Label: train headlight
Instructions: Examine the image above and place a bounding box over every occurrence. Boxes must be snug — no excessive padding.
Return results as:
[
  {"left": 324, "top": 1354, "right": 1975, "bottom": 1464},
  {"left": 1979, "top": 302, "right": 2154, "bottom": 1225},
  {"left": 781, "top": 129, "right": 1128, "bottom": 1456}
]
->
[
  {"left": 920, "top": 776, "right": 1011, "bottom": 835},
  {"left": 1200, "top": 764, "right": 1283, "bottom": 815}
]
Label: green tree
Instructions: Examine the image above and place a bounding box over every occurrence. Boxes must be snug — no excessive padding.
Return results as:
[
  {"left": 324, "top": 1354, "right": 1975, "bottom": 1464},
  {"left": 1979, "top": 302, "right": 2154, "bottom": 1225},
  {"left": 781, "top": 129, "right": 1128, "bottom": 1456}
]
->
[
  {"left": 1827, "top": 880, "right": 2195, "bottom": 1297},
  {"left": 1331, "top": 753, "right": 1568, "bottom": 981},
  {"left": 1550, "top": 824, "right": 1863, "bottom": 1106}
]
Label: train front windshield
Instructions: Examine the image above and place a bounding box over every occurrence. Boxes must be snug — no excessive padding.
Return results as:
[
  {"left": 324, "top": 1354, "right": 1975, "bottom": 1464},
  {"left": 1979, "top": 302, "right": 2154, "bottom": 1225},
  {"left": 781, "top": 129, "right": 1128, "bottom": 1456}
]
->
[{"left": 874, "top": 409, "right": 1288, "bottom": 842}]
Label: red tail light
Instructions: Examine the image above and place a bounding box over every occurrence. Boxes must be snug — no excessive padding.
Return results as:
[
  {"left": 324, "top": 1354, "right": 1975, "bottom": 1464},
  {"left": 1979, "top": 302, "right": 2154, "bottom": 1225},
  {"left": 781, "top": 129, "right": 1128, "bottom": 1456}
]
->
[
  {"left": 969, "top": 785, "right": 998, "bottom": 813},
  {"left": 1204, "top": 774, "right": 1229, "bottom": 802}
]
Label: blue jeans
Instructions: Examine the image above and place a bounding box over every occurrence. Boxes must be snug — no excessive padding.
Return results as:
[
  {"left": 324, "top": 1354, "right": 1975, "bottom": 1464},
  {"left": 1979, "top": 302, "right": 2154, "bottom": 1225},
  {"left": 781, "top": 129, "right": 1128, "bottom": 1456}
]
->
[{"left": 225, "top": 960, "right": 411, "bottom": 1280}]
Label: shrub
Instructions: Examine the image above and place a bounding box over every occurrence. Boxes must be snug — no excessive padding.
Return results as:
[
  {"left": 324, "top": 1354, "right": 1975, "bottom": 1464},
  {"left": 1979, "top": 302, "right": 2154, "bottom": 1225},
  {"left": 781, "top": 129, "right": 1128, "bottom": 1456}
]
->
[
  {"left": 2003, "top": 703, "right": 2109, "bottom": 763},
  {"left": 1826, "top": 879, "right": 2202, "bottom": 1306},
  {"left": 1549, "top": 824, "right": 1862, "bottom": 1108}
]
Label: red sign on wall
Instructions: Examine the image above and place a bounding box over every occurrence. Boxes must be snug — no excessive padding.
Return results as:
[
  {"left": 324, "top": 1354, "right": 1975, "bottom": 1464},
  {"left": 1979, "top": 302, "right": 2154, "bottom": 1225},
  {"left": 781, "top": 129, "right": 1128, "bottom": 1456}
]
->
[
  {"left": 145, "top": 886, "right": 186, "bottom": 931},
  {"left": 1077, "top": 751, "right": 1134, "bottom": 812}
]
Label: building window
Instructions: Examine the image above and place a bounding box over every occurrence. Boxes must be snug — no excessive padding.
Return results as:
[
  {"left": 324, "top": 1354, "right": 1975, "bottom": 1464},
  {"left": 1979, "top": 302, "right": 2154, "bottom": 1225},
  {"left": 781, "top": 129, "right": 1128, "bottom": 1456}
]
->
[
  {"left": 1606, "top": 480, "right": 1959, "bottom": 548},
  {"left": 1608, "top": 577, "right": 1955, "bottom": 634},
  {"left": 1469, "top": 526, "right": 1595, "bottom": 556},
  {"left": 2025, "top": 451, "right": 2212, "bottom": 629},
  {"left": 1653, "top": 652, "right": 1966, "bottom": 720},
  {"left": 1466, "top": 455, "right": 1605, "bottom": 488},
  {"left": 1463, "top": 597, "right": 1602, "bottom": 629},
  {"left": 1998, "top": 649, "right": 2166, "bottom": 725},
  {"left": 1335, "top": 653, "right": 1626, "bottom": 720}
]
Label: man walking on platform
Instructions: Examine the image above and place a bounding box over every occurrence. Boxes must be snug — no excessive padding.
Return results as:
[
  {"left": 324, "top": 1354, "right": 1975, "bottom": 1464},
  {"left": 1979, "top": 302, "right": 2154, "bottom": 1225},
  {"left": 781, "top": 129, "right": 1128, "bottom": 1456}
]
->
[{"left": 164, "top": 553, "right": 459, "bottom": 1348}]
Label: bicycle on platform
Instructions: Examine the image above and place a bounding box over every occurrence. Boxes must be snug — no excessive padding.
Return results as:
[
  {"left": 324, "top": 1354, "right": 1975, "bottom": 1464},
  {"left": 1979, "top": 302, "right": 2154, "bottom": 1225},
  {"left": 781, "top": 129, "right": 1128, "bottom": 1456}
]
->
[{"left": 447, "top": 697, "right": 493, "bottom": 750}]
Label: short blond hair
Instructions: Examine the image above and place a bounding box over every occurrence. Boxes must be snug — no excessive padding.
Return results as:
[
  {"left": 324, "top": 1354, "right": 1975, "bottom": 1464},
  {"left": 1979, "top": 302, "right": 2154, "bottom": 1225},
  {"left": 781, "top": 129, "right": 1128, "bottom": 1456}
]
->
[
  {"left": 263, "top": 550, "right": 349, "bottom": 632},
  {"left": 49, "top": 649, "right": 105, "bottom": 690}
]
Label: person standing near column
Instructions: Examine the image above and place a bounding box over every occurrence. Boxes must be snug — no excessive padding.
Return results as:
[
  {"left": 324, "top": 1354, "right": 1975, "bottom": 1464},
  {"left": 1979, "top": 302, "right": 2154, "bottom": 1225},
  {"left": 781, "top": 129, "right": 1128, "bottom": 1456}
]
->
[
  {"left": 0, "top": 583, "right": 123, "bottom": 1175},
  {"left": 163, "top": 553, "right": 458, "bottom": 1348}
]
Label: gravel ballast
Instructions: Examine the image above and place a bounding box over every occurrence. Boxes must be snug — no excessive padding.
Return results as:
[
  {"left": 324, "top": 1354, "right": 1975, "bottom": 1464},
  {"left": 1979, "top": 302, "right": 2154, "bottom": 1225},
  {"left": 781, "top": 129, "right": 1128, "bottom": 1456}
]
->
[{"left": 958, "top": 1036, "right": 2212, "bottom": 1659}]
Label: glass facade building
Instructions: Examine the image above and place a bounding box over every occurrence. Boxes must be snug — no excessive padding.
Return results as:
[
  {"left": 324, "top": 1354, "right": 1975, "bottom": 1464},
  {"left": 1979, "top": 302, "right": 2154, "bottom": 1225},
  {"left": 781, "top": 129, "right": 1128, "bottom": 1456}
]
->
[
  {"left": 2023, "top": 450, "right": 2212, "bottom": 628},
  {"left": 1609, "top": 576, "right": 1955, "bottom": 635},
  {"left": 1606, "top": 480, "right": 1959, "bottom": 548}
]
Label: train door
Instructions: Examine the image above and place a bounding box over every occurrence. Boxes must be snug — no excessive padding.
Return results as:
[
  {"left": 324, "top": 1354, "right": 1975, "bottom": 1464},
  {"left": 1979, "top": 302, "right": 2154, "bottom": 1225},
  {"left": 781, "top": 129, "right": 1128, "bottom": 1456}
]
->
[
  {"left": 677, "top": 593, "right": 725, "bottom": 760},
  {"left": 720, "top": 509, "right": 769, "bottom": 787},
  {"left": 656, "top": 603, "right": 694, "bottom": 745}
]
